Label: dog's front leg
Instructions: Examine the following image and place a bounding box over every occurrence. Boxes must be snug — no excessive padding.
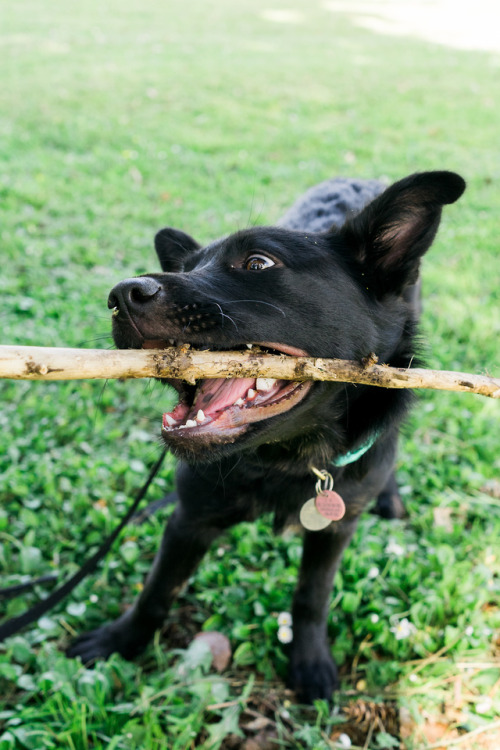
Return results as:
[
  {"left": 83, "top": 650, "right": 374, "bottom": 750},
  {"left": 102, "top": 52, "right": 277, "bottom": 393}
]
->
[
  {"left": 288, "top": 518, "right": 358, "bottom": 703},
  {"left": 67, "top": 503, "right": 226, "bottom": 664}
]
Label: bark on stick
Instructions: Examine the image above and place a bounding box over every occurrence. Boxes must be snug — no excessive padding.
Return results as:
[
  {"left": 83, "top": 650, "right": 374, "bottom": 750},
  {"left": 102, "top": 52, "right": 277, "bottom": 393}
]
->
[{"left": 0, "top": 345, "right": 498, "bottom": 399}]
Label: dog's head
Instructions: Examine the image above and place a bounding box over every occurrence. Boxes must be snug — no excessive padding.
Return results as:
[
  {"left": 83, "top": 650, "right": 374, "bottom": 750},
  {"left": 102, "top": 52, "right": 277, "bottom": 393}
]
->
[{"left": 108, "top": 171, "right": 465, "bottom": 461}]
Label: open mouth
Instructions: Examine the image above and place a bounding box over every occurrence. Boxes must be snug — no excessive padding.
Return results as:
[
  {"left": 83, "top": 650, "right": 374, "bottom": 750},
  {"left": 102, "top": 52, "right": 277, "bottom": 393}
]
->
[{"left": 142, "top": 341, "right": 312, "bottom": 443}]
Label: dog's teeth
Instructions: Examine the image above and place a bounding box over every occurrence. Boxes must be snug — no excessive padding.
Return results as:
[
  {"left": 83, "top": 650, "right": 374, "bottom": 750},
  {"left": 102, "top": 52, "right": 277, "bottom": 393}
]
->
[
  {"left": 165, "top": 414, "right": 177, "bottom": 427},
  {"left": 247, "top": 388, "right": 256, "bottom": 400},
  {"left": 256, "top": 378, "right": 277, "bottom": 392},
  {"left": 246, "top": 344, "right": 253, "bottom": 349},
  {"left": 169, "top": 339, "right": 175, "bottom": 346},
  {"left": 185, "top": 419, "right": 197, "bottom": 428},
  {"left": 235, "top": 398, "right": 245, "bottom": 406},
  {"left": 196, "top": 409, "right": 205, "bottom": 423}
]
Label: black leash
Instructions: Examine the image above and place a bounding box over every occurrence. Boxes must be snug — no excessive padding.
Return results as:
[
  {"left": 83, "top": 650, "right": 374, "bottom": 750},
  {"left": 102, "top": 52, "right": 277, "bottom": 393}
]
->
[
  {"left": 0, "top": 447, "right": 167, "bottom": 643},
  {"left": 0, "top": 574, "right": 59, "bottom": 601}
]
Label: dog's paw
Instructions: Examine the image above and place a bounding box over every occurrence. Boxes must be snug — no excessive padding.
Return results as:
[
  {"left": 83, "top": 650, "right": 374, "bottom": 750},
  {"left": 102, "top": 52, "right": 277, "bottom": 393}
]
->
[
  {"left": 288, "top": 652, "right": 339, "bottom": 703},
  {"left": 373, "top": 472, "right": 408, "bottom": 520},
  {"left": 66, "top": 622, "right": 143, "bottom": 665},
  {"left": 372, "top": 488, "right": 407, "bottom": 520}
]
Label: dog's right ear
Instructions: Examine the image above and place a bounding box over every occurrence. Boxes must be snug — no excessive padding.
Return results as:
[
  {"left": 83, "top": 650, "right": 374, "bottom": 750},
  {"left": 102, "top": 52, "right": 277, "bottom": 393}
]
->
[{"left": 154, "top": 228, "right": 201, "bottom": 272}]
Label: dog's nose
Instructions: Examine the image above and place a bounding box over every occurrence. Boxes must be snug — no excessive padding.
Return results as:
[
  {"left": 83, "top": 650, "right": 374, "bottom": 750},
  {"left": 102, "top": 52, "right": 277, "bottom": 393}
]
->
[{"left": 108, "top": 277, "right": 161, "bottom": 312}]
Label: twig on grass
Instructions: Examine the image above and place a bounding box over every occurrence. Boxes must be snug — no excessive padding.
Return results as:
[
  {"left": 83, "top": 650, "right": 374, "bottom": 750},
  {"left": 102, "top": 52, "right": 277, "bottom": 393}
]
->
[
  {"left": 424, "top": 719, "right": 500, "bottom": 749},
  {"left": 0, "top": 345, "right": 499, "bottom": 399}
]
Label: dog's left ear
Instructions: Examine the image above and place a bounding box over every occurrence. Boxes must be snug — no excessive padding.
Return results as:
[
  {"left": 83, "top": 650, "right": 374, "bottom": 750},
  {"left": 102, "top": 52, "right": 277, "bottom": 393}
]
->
[
  {"left": 154, "top": 227, "right": 201, "bottom": 272},
  {"left": 339, "top": 171, "right": 465, "bottom": 295}
]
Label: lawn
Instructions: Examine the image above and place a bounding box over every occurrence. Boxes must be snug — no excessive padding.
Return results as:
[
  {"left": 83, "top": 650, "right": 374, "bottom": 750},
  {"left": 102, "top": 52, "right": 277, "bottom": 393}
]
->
[{"left": 1, "top": 0, "right": 499, "bottom": 748}]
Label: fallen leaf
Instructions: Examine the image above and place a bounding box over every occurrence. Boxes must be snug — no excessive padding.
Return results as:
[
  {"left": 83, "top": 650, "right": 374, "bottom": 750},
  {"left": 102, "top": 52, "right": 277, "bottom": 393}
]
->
[
  {"left": 481, "top": 480, "right": 500, "bottom": 499},
  {"left": 194, "top": 631, "right": 232, "bottom": 672},
  {"left": 433, "top": 506, "right": 453, "bottom": 532}
]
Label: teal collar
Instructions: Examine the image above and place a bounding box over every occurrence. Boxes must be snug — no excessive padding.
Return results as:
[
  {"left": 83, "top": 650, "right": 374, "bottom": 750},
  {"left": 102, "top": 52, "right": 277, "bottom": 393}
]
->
[{"left": 331, "top": 432, "right": 379, "bottom": 468}]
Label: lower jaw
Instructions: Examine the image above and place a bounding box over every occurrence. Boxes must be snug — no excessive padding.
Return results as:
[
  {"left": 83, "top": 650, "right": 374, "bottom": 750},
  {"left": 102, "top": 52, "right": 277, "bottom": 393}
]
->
[
  {"left": 161, "top": 381, "right": 312, "bottom": 448},
  {"left": 161, "top": 423, "right": 248, "bottom": 450}
]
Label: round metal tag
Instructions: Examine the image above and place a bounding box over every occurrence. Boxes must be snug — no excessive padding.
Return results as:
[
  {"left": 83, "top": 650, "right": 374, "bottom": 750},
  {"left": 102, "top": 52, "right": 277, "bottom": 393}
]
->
[
  {"left": 315, "top": 490, "right": 346, "bottom": 521},
  {"left": 299, "top": 497, "right": 332, "bottom": 531}
]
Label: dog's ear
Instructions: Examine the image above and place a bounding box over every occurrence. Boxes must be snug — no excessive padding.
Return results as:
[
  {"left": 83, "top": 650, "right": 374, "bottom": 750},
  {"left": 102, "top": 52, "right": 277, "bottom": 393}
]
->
[
  {"left": 339, "top": 171, "right": 465, "bottom": 295},
  {"left": 154, "top": 228, "right": 201, "bottom": 272}
]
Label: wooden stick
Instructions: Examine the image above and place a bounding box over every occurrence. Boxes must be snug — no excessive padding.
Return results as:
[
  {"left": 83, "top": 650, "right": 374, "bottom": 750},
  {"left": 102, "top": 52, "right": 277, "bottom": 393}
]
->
[{"left": 0, "top": 345, "right": 499, "bottom": 399}]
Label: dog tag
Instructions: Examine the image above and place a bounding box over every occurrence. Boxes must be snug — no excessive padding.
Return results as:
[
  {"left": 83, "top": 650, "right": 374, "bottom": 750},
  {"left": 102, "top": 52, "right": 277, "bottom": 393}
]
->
[
  {"left": 315, "top": 490, "right": 346, "bottom": 521},
  {"left": 300, "top": 497, "right": 332, "bottom": 531}
]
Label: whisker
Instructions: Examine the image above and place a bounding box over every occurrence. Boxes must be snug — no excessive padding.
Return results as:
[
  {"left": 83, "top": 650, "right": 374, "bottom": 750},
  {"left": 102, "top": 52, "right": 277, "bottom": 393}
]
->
[
  {"left": 245, "top": 188, "right": 257, "bottom": 229},
  {"left": 224, "top": 299, "right": 286, "bottom": 317},
  {"left": 91, "top": 378, "right": 111, "bottom": 432},
  {"left": 212, "top": 302, "right": 240, "bottom": 332},
  {"left": 78, "top": 335, "right": 114, "bottom": 346}
]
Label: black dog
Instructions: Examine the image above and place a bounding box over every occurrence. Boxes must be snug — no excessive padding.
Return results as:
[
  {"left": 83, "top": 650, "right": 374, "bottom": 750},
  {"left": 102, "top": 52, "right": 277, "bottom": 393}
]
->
[{"left": 68, "top": 171, "right": 465, "bottom": 702}]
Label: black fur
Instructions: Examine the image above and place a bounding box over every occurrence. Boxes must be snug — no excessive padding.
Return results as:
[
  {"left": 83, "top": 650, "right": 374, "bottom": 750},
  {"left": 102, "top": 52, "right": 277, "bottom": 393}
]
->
[{"left": 68, "top": 171, "right": 465, "bottom": 702}]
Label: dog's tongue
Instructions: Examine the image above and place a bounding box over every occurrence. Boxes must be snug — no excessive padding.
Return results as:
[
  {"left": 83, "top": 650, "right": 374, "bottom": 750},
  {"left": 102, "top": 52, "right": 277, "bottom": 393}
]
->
[{"left": 193, "top": 378, "right": 256, "bottom": 417}]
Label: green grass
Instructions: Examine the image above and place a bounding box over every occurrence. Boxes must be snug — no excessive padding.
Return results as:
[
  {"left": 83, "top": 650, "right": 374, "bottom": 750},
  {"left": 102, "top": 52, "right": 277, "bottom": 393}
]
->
[{"left": 1, "top": 1, "right": 499, "bottom": 747}]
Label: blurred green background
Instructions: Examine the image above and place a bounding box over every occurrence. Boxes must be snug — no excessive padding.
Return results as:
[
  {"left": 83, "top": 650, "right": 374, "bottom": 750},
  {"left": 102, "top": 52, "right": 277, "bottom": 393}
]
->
[{"left": 1, "top": 1, "right": 499, "bottom": 748}]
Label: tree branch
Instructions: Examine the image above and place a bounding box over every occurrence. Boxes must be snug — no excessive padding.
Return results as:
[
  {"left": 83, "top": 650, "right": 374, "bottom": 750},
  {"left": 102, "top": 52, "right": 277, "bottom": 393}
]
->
[{"left": 0, "top": 345, "right": 498, "bottom": 399}]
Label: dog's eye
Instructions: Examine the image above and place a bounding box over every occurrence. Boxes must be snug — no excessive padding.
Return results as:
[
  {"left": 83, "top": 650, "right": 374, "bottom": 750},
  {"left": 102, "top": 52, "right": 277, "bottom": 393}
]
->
[{"left": 245, "top": 254, "right": 275, "bottom": 271}]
